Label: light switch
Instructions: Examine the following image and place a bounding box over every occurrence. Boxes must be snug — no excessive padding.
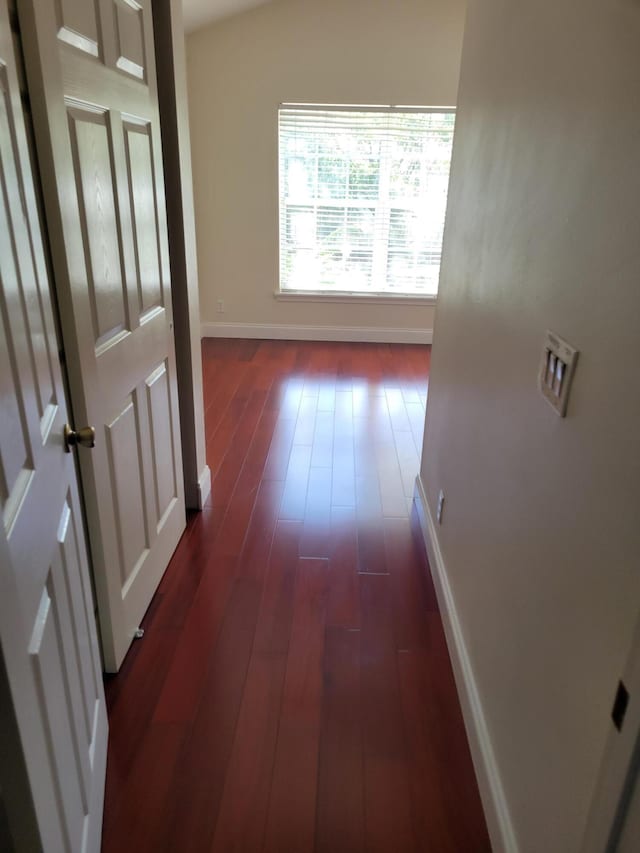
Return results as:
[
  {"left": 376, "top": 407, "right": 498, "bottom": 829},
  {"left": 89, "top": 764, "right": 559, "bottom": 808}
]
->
[{"left": 538, "top": 331, "right": 579, "bottom": 416}]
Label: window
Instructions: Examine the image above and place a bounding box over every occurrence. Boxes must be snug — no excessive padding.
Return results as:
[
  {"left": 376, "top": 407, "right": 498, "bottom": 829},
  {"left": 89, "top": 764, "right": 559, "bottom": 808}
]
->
[{"left": 278, "top": 105, "right": 455, "bottom": 298}]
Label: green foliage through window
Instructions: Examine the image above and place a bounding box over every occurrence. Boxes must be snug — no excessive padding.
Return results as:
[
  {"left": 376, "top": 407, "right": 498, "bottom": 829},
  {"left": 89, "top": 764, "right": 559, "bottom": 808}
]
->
[{"left": 279, "top": 106, "right": 455, "bottom": 296}]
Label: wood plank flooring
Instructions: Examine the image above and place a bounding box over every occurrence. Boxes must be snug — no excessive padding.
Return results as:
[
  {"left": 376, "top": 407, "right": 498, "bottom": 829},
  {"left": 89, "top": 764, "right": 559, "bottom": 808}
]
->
[{"left": 102, "top": 339, "right": 490, "bottom": 853}]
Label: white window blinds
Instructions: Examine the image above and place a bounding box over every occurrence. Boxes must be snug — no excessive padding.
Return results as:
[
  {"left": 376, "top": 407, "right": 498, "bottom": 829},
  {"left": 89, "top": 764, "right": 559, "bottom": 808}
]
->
[{"left": 278, "top": 105, "right": 455, "bottom": 297}]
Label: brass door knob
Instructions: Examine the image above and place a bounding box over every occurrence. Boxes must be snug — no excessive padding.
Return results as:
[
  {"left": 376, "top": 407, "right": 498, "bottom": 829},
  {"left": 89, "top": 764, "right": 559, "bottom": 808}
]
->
[{"left": 64, "top": 424, "right": 96, "bottom": 452}]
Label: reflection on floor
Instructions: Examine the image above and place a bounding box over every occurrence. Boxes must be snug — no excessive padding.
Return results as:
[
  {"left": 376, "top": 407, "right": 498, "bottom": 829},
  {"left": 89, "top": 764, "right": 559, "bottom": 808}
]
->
[{"left": 102, "top": 339, "right": 490, "bottom": 853}]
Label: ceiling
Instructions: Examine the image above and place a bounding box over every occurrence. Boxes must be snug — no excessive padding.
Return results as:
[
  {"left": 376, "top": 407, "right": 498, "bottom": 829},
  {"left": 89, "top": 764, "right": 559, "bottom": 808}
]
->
[{"left": 182, "top": 0, "right": 273, "bottom": 33}]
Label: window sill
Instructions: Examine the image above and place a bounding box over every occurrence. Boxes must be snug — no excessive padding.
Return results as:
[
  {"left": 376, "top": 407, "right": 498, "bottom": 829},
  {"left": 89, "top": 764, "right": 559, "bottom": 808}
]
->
[{"left": 273, "top": 290, "right": 437, "bottom": 306}]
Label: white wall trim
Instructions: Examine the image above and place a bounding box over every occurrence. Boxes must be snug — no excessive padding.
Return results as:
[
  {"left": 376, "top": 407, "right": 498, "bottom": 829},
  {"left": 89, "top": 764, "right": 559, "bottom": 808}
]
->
[
  {"left": 413, "top": 475, "right": 519, "bottom": 853},
  {"left": 196, "top": 464, "right": 211, "bottom": 510},
  {"left": 201, "top": 322, "right": 432, "bottom": 345}
]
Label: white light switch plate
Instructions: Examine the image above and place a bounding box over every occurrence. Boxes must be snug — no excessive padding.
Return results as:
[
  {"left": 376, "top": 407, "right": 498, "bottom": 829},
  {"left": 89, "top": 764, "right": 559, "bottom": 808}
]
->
[{"left": 538, "top": 330, "right": 579, "bottom": 416}]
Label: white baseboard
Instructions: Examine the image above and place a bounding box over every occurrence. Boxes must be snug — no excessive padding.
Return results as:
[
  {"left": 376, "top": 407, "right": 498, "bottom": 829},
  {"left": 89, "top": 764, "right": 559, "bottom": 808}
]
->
[
  {"left": 196, "top": 464, "right": 211, "bottom": 510},
  {"left": 201, "top": 321, "right": 432, "bottom": 345},
  {"left": 413, "top": 475, "right": 519, "bottom": 853}
]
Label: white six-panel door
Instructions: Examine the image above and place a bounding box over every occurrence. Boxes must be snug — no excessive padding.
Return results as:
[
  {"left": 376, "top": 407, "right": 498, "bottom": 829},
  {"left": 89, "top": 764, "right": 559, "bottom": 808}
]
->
[
  {"left": 18, "top": 0, "right": 186, "bottom": 671},
  {"left": 0, "top": 1, "right": 107, "bottom": 848}
]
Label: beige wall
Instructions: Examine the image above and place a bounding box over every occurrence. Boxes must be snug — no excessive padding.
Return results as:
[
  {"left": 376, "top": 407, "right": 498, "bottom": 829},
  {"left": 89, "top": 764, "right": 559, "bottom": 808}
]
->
[
  {"left": 420, "top": 0, "right": 640, "bottom": 850},
  {"left": 186, "top": 0, "right": 466, "bottom": 336}
]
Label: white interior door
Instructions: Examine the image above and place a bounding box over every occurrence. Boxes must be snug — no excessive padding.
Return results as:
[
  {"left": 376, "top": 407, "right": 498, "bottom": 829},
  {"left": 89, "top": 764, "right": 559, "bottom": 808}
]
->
[
  {"left": 0, "top": 1, "right": 107, "bottom": 848},
  {"left": 18, "top": 0, "right": 186, "bottom": 671}
]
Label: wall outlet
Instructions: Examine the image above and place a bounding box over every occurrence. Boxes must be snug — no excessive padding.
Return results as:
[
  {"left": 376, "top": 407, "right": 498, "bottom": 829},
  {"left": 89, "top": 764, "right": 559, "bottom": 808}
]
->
[
  {"left": 436, "top": 489, "right": 445, "bottom": 524},
  {"left": 217, "top": 299, "right": 225, "bottom": 314}
]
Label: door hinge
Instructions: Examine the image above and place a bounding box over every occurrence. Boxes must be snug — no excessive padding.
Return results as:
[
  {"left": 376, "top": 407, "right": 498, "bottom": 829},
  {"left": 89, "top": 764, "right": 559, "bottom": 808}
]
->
[{"left": 612, "top": 680, "right": 630, "bottom": 732}]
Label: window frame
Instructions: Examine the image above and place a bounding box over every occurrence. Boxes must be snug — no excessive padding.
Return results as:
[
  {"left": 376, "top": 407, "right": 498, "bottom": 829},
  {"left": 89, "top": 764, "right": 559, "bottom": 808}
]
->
[{"left": 277, "top": 103, "right": 456, "bottom": 302}]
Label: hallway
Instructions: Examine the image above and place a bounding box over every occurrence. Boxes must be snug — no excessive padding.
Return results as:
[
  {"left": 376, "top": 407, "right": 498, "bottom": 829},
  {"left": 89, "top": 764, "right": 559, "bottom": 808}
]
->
[{"left": 101, "top": 339, "right": 490, "bottom": 852}]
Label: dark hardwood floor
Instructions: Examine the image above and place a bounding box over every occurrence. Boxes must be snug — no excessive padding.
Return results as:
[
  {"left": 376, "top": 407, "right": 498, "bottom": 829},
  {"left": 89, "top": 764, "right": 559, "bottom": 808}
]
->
[{"left": 102, "top": 339, "right": 490, "bottom": 853}]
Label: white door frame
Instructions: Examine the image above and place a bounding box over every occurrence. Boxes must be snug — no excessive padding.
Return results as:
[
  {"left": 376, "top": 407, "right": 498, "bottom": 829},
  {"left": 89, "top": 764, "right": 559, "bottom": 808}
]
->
[{"left": 581, "top": 612, "right": 640, "bottom": 852}]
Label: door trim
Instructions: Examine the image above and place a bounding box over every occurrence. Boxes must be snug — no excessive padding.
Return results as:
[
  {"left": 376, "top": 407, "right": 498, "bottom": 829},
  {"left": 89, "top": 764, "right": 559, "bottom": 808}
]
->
[{"left": 581, "top": 614, "right": 640, "bottom": 852}]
